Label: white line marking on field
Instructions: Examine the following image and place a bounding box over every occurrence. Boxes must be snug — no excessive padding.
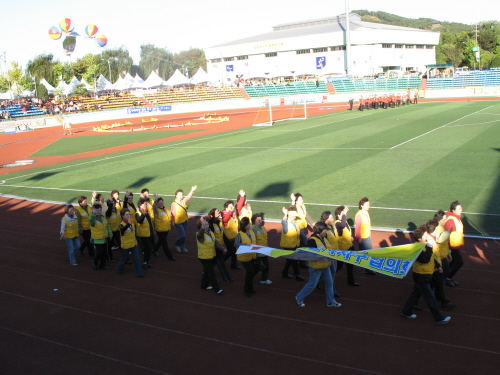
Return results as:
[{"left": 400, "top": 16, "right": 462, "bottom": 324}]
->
[
  {"left": 390, "top": 105, "right": 494, "bottom": 149},
  {"left": 446, "top": 119, "right": 500, "bottom": 127}
]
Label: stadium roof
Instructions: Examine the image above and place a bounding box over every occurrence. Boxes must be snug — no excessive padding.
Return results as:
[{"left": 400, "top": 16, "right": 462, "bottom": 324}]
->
[{"left": 210, "top": 14, "right": 435, "bottom": 48}]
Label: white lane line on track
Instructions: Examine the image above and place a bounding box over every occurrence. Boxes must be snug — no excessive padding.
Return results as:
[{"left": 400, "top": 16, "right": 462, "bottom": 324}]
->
[{"left": 1, "top": 283, "right": 499, "bottom": 356}]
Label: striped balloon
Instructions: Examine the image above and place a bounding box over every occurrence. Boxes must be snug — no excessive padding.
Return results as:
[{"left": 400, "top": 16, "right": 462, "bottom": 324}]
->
[
  {"left": 48, "top": 26, "right": 62, "bottom": 40},
  {"left": 59, "top": 18, "right": 74, "bottom": 32},
  {"left": 95, "top": 35, "right": 107, "bottom": 47},
  {"left": 85, "top": 24, "right": 98, "bottom": 37}
]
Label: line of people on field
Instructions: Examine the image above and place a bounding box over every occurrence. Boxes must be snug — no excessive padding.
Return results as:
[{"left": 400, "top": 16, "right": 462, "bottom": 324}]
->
[
  {"left": 348, "top": 90, "right": 419, "bottom": 111},
  {"left": 60, "top": 188, "right": 465, "bottom": 323}
]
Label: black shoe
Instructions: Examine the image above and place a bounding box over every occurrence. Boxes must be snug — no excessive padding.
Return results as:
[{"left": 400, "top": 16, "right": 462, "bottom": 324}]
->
[
  {"left": 334, "top": 292, "right": 341, "bottom": 298},
  {"left": 316, "top": 284, "right": 321, "bottom": 290},
  {"left": 452, "top": 279, "right": 459, "bottom": 286},
  {"left": 364, "top": 269, "right": 376, "bottom": 275},
  {"left": 137, "top": 274, "right": 145, "bottom": 278},
  {"left": 99, "top": 266, "right": 110, "bottom": 270},
  {"left": 245, "top": 292, "right": 253, "bottom": 297},
  {"left": 168, "top": 257, "right": 177, "bottom": 261},
  {"left": 225, "top": 278, "right": 234, "bottom": 282},
  {"left": 442, "top": 303, "right": 456, "bottom": 310},
  {"left": 231, "top": 265, "right": 241, "bottom": 270},
  {"left": 282, "top": 274, "right": 293, "bottom": 279},
  {"left": 295, "top": 274, "right": 305, "bottom": 281},
  {"left": 146, "top": 263, "right": 153, "bottom": 268},
  {"left": 445, "top": 278, "right": 455, "bottom": 287},
  {"left": 348, "top": 282, "right": 361, "bottom": 286}
]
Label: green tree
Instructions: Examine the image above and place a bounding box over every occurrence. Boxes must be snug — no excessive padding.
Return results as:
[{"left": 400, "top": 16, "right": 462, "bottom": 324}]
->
[
  {"left": 440, "top": 44, "right": 464, "bottom": 67},
  {"left": 72, "top": 83, "right": 88, "bottom": 96},
  {"left": 139, "top": 44, "right": 174, "bottom": 79},
  {"left": 477, "top": 21, "right": 500, "bottom": 52},
  {"left": 26, "top": 54, "right": 59, "bottom": 87},
  {"left": 100, "top": 47, "right": 133, "bottom": 82},
  {"left": 53, "top": 62, "right": 73, "bottom": 83},
  {"left": 173, "top": 48, "right": 207, "bottom": 78},
  {"left": 36, "top": 82, "right": 49, "bottom": 99}
]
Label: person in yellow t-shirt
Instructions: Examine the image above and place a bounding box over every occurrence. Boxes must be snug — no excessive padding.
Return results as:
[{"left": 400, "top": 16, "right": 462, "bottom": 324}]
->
[
  {"left": 75, "top": 195, "right": 93, "bottom": 257},
  {"left": 235, "top": 217, "right": 258, "bottom": 297},
  {"left": 355, "top": 197, "right": 376, "bottom": 275},
  {"left": 152, "top": 195, "right": 175, "bottom": 261},
  {"left": 60, "top": 204, "right": 81, "bottom": 266},
  {"left": 171, "top": 185, "right": 197, "bottom": 253},
  {"left": 117, "top": 208, "right": 145, "bottom": 278},
  {"left": 208, "top": 208, "right": 232, "bottom": 282},
  {"left": 251, "top": 213, "right": 272, "bottom": 285},
  {"left": 280, "top": 206, "right": 305, "bottom": 281},
  {"left": 197, "top": 217, "right": 224, "bottom": 294},
  {"left": 401, "top": 225, "right": 450, "bottom": 324}
]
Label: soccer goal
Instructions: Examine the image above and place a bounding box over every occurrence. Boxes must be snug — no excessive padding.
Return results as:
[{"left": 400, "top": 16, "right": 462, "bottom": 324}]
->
[{"left": 253, "top": 98, "right": 308, "bottom": 126}]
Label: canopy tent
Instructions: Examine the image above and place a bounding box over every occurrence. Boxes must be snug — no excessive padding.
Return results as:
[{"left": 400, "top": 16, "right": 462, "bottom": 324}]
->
[
  {"left": 190, "top": 68, "right": 211, "bottom": 85},
  {"left": 66, "top": 76, "right": 81, "bottom": 95},
  {"left": 129, "top": 73, "right": 145, "bottom": 89},
  {"left": 164, "top": 69, "right": 190, "bottom": 86},
  {"left": 123, "top": 72, "right": 135, "bottom": 88},
  {"left": 95, "top": 74, "right": 114, "bottom": 91},
  {"left": 55, "top": 79, "right": 70, "bottom": 95},
  {"left": 112, "top": 76, "right": 130, "bottom": 91},
  {"left": 80, "top": 77, "right": 94, "bottom": 91},
  {"left": 39, "top": 78, "right": 55, "bottom": 94},
  {"left": 141, "top": 70, "right": 167, "bottom": 88}
]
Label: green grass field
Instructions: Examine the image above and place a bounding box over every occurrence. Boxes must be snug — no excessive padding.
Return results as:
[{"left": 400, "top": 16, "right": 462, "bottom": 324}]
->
[
  {"left": 31, "top": 129, "right": 204, "bottom": 156},
  {"left": 1, "top": 100, "right": 499, "bottom": 237}
]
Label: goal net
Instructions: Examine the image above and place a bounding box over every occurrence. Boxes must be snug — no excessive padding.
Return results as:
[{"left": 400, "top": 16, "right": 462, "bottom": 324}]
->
[{"left": 253, "top": 99, "right": 308, "bottom": 126}]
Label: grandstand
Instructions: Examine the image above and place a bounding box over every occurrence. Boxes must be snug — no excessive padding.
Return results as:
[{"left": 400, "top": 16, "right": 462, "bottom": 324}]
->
[
  {"left": 331, "top": 76, "right": 421, "bottom": 93},
  {"left": 427, "top": 70, "right": 500, "bottom": 88},
  {"left": 143, "top": 86, "right": 244, "bottom": 104},
  {"left": 1, "top": 104, "right": 44, "bottom": 118},
  {"left": 243, "top": 81, "right": 328, "bottom": 97}
]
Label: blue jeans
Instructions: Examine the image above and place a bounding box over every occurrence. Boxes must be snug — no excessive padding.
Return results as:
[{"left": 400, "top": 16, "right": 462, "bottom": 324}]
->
[
  {"left": 117, "top": 246, "right": 144, "bottom": 277},
  {"left": 174, "top": 221, "right": 188, "bottom": 250},
  {"left": 296, "top": 266, "right": 336, "bottom": 304},
  {"left": 65, "top": 237, "right": 81, "bottom": 263}
]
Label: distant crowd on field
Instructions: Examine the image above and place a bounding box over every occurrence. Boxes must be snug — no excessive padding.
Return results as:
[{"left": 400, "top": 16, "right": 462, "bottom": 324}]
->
[
  {"left": 349, "top": 89, "right": 419, "bottom": 111},
  {"left": 60, "top": 187, "right": 465, "bottom": 324}
]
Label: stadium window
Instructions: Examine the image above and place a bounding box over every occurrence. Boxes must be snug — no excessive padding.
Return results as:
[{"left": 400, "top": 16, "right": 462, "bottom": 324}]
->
[
  {"left": 405, "top": 45, "right": 414, "bottom": 49},
  {"left": 395, "top": 45, "right": 403, "bottom": 49},
  {"left": 237, "top": 55, "right": 248, "bottom": 60},
  {"left": 223, "top": 57, "right": 234, "bottom": 61},
  {"left": 211, "top": 58, "right": 221, "bottom": 63},
  {"left": 265, "top": 52, "right": 277, "bottom": 57},
  {"left": 416, "top": 45, "right": 424, "bottom": 49},
  {"left": 296, "top": 49, "right": 311, "bottom": 54},
  {"left": 382, "top": 44, "right": 392, "bottom": 48},
  {"left": 313, "top": 47, "right": 328, "bottom": 53},
  {"left": 426, "top": 45, "right": 434, "bottom": 49}
]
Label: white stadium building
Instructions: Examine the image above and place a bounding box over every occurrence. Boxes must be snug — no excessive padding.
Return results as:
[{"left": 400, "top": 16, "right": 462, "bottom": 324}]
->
[{"left": 204, "top": 14, "right": 440, "bottom": 83}]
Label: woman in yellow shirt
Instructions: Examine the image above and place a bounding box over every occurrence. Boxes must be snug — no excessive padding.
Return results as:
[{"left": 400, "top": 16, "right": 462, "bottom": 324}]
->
[
  {"left": 197, "top": 217, "right": 224, "bottom": 294},
  {"left": 235, "top": 217, "right": 258, "bottom": 297},
  {"left": 153, "top": 195, "right": 175, "bottom": 261},
  {"left": 60, "top": 204, "right": 80, "bottom": 266},
  {"left": 171, "top": 185, "right": 197, "bottom": 253}
]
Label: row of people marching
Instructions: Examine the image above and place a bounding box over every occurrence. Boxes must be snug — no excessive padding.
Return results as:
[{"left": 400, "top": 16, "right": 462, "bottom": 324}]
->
[
  {"left": 60, "top": 188, "right": 465, "bottom": 324},
  {"left": 60, "top": 186, "right": 198, "bottom": 277},
  {"left": 348, "top": 90, "right": 419, "bottom": 111}
]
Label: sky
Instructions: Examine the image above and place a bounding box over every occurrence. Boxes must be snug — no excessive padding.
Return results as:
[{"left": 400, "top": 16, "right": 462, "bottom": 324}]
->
[{"left": 1, "top": 0, "right": 498, "bottom": 71}]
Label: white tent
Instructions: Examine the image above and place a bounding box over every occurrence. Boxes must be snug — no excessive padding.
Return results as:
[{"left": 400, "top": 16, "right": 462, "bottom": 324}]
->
[
  {"left": 130, "top": 73, "right": 145, "bottom": 89},
  {"left": 39, "top": 78, "right": 55, "bottom": 94},
  {"left": 123, "top": 73, "right": 135, "bottom": 87},
  {"left": 112, "top": 76, "right": 128, "bottom": 91},
  {"left": 164, "top": 69, "right": 190, "bottom": 86},
  {"left": 55, "top": 79, "right": 70, "bottom": 95},
  {"left": 142, "top": 71, "right": 167, "bottom": 88},
  {"left": 191, "top": 68, "right": 211, "bottom": 85},
  {"left": 80, "top": 77, "right": 94, "bottom": 91},
  {"left": 66, "top": 76, "right": 81, "bottom": 95},
  {"left": 95, "top": 74, "right": 114, "bottom": 91}
]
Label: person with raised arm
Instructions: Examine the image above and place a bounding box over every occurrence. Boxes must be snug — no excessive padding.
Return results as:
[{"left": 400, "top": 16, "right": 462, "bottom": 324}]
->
[{"left": 171, "top": 185, "right": 197, "bottom": 253}]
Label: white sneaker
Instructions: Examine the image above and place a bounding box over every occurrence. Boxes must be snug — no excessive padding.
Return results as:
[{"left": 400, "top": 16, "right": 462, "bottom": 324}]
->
[
  {"left": 295, "top": 297, "right": 305, "bottom": 307},
  {"left": 260, "top": 280, "right": 273, "bottom": 285},
  {"left": 437, "top": 316, "right": 451, "bottom": 325},
  {"left": 401, "top": 312, "right": 417, "bottom": 319},
  {"left": 175, "top": 246, "right": 182, "bottom": 253},
  {"left": 205, "top": 286, "right": 213, "bottom": 290},
  {"left": 182, "top": 248, "right": 188, "bottom": 252},
  {"left": 327, "top": 302, "right": 341, "bottom": 307}
]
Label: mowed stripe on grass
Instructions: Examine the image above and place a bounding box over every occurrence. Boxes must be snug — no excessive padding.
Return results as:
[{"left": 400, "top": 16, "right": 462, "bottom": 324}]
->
[{"left": 1, "top": 101, "right": 499, "bottom": 236}]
